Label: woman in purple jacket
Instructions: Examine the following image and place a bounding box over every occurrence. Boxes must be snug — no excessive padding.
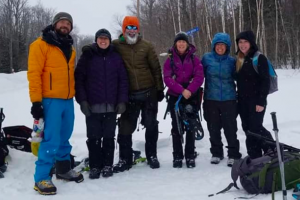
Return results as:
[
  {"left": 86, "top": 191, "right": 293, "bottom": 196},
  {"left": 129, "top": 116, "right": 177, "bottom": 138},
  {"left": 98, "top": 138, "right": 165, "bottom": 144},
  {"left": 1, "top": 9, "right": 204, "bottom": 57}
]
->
[
  {"left": 163, "top": 32, "right": 204, "bottom": 168},
  {"left": 75, "top": 29, "right": 128, "bottom": 179}
]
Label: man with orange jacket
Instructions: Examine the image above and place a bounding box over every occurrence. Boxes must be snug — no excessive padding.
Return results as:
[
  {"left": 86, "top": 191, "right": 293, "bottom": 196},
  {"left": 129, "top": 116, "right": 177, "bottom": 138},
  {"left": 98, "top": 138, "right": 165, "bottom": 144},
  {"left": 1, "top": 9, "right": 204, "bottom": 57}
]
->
[{"left": 27, "top": 12, "right": 83, "bottom": 195}]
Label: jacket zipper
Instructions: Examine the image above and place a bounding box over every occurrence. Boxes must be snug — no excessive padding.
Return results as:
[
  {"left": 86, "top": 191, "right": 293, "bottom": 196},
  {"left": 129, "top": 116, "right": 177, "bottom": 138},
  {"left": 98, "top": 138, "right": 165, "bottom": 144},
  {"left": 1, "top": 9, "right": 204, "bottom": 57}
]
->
[
  {"left": 219, "top": 59, "right": 223, "bottom": 101},
  {"left": 104, "top": 56, "right": 107, "bottom": 104},
  {"left": 50, "top": 73, "right": 52, "bottom": 90},
  {"left": 131, "top": 46, "right": 140, "bottom": 90},
  {"left": 56, "top": 47, "right": 71, "bottom": 99}
]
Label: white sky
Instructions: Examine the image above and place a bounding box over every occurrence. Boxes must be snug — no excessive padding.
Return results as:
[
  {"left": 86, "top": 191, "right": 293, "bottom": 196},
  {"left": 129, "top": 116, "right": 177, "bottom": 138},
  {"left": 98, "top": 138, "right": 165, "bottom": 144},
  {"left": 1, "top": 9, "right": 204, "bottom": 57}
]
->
[{"left": 27, "top": 0, "right": 134, "bottom": 38}]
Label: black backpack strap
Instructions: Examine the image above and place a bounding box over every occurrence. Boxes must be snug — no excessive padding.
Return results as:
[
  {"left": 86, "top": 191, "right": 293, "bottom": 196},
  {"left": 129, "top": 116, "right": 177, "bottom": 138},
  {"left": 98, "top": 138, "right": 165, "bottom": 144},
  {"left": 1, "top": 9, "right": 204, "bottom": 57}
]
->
[
  {"left": 168, "top": 48, "right": 175, "bottom": 78},
  {"left": 208, "top": 183, "right": 239, "bottom": 197}
]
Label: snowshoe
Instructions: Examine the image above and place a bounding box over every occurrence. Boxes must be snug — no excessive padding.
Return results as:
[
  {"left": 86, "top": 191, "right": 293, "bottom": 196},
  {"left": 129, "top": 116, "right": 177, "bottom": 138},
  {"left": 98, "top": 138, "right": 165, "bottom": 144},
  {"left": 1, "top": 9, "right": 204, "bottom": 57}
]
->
[
  {"left": 293, "top": 184, "right": 300, "bottom": 200},
  {"left": 133, "top": 150, "right": 146, "bottom": 165},
  {"left": 195, "top": 130, "right": 204, "bottom": 140}
]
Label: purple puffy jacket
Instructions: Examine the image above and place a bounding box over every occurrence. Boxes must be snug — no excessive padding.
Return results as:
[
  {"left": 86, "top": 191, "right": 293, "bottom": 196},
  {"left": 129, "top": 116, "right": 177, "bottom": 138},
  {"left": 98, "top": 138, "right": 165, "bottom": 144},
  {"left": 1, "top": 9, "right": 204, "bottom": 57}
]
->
[{"left": 163, "top": 44, "right": 204, "bottom": 96}]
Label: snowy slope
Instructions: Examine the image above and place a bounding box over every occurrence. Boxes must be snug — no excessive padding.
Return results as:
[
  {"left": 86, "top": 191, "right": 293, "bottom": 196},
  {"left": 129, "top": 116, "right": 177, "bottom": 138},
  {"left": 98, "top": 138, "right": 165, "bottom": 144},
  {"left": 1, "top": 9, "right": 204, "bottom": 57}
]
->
[{"left": 0, "top": 70, "right": 299, "bottom": 200}]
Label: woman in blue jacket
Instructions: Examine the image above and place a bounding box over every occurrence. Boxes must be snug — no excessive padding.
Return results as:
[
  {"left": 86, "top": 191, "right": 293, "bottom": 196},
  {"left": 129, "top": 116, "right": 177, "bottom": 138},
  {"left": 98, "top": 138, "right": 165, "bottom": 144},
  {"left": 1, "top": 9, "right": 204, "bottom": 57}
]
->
[{"left": 202, "top": 33, "right": 242, "bottom": 167}]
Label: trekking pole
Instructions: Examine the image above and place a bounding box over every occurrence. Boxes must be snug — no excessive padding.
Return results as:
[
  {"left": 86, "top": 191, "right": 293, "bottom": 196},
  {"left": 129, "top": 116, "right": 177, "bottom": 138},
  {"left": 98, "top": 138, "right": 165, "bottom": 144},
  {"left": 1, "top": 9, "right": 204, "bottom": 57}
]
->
[
  {"left": 175, "top": 95, "right": 184, "bottom": 143},
  {"left": 271, "top": 112, "right": 287, "bottom": 200}
]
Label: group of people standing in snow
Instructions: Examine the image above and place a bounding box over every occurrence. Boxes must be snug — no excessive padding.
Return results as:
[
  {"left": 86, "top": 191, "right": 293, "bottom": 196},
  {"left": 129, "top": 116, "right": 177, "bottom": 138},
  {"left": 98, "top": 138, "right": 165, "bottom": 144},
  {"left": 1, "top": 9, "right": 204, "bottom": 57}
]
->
[{"left": 26, "top": 12, "right": 273, "bottom": 195}]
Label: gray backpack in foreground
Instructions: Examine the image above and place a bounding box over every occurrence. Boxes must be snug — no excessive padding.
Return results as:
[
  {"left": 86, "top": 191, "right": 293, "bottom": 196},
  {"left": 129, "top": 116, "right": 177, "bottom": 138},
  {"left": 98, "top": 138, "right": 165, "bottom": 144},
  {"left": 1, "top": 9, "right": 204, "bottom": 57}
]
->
[{"left": 231, "top": 152, "right": 300, "bottom": 197}]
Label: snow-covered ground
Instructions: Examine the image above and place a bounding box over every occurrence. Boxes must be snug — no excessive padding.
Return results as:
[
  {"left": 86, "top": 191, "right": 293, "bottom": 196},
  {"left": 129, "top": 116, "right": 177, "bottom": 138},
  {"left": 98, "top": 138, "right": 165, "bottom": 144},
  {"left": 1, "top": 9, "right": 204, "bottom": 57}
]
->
[{"left": 0, "top": 70, "right": 299, "bottom": 200}]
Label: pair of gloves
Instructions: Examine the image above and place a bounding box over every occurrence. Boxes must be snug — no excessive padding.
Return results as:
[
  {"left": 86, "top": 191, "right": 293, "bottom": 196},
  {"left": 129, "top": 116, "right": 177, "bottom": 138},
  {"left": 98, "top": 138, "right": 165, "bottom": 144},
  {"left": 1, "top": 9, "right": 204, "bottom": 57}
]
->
[
  {"left": 80, "top": 101, "right": 126, "bottom": 117},
  {"left": 31, "top": 101, "right": 127, "bottom": 119},
  {"left": 30, "top": 91, "right": 164, "bottom": 119}
]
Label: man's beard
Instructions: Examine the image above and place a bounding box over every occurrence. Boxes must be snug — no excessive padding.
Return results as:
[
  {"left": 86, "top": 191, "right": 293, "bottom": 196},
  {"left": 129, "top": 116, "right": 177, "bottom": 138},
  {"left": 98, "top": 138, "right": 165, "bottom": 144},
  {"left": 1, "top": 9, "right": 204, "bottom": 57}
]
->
[
  {"left": 55, "top": 27, "right": 70, "bottom": 37},
  {"left": 125, "top": 33, "right": 138, "bottom": 45}
]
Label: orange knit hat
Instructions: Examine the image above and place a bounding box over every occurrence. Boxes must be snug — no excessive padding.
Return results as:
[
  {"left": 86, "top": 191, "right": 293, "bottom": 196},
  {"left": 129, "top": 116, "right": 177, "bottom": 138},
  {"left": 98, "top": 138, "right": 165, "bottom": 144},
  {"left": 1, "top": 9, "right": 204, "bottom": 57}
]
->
[{"left": 122, "top": 16, "right": 140, "bottom": 34}]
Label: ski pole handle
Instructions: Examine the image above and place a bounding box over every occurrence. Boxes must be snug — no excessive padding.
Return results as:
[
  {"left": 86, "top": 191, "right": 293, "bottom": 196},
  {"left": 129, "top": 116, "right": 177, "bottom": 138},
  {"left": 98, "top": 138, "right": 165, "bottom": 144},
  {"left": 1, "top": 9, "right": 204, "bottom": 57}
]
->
[{"left": 271, "top": 112, "right": 279, "bottom": 132}]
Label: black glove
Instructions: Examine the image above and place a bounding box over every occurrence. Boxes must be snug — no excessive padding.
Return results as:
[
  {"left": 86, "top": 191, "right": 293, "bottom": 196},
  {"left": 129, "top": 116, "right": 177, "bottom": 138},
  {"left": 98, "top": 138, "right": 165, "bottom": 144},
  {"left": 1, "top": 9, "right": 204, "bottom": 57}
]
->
[
  {"left": 116, "top": 103, "right": 126, "bottom": 114},
  {"left": 31, "top": 102, "right": 44, "bottom": 120},
  {"left": 80, "top": 101, "right": 91, "bottom": 117},
  {"left": 157, "top": 90, "right": 165, "bottom": 102}
]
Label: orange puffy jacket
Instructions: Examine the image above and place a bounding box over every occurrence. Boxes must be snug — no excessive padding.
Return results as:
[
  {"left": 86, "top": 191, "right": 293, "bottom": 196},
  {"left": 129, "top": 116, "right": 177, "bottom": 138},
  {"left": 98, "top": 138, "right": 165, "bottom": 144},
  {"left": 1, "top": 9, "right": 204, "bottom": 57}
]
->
[{"left": 27, "top": 37, "right": 76, "bottom": 103}]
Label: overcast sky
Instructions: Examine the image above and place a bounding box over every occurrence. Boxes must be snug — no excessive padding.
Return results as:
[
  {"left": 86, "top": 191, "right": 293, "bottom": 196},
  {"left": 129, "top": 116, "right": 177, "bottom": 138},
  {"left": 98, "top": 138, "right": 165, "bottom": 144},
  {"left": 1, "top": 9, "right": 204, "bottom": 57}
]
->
[{"left": 27, "top": 0, "right": 133, "bottom": 38}]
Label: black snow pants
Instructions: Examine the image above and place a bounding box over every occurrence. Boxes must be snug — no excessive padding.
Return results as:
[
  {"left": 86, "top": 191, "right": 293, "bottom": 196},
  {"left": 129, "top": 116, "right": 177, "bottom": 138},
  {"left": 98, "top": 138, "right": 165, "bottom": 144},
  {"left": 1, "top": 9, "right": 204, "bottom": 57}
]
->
[
  {"left": 203, "top": 100, "right": 242, "bottom": 159},
  {"left": 238, "top": 98, "right": 274, "bottom": 159},
  {"left": 118, "top": 87, "right": 159, "bottom": 162},
  {"left": 169, "top": 95, "right": 200, "bottom": 160},
  {"left": 86, "top": 112, "right": 117, "bottom": 169}
]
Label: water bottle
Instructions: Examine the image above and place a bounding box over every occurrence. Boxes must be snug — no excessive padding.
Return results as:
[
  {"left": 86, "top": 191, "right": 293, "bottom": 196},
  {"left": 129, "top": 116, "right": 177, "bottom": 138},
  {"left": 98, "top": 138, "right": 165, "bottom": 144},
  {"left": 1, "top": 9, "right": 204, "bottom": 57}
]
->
[{"left": 32, "top": 118, "right": 44, "bottom": 143}]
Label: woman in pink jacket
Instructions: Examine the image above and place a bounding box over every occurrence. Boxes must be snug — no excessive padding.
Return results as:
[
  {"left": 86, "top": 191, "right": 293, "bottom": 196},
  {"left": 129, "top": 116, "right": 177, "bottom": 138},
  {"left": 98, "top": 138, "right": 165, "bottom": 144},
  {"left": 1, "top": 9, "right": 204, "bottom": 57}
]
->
[{"left": 163, "top": 32, "right": 204, "bottom": 168}]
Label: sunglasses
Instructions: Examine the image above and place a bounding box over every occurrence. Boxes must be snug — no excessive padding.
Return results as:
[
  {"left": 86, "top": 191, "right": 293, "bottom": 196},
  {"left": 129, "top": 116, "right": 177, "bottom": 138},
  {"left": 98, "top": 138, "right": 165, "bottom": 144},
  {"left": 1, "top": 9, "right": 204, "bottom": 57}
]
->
[{"left": 126, "top": 25, "right": 137, "bottom": 30}]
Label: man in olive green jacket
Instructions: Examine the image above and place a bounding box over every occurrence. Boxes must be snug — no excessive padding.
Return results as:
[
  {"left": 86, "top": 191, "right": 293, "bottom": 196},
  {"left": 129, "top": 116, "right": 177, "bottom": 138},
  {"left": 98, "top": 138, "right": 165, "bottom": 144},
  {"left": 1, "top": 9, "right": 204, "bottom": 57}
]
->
[{"left": 113, "top": 16, "right": 164, "bottom": 172}]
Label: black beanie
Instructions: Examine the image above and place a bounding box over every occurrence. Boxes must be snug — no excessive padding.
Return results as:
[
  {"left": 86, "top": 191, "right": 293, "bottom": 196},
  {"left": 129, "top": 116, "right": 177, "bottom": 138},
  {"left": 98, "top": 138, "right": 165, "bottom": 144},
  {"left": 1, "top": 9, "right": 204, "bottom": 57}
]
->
[
  {"left": 95, "top": 29, "right": 111, "bottom": 42},
  {"left": 174, "top": 32, "right": 189, "bottom": 45},
  {"left": 52, "top": 12, "right": 73, "bottom": 31},
  {"left": 236, "top": 30, "right": 258, "bottom": 53},
  {"left": 236, "top": 31, "right": 256, "bottom": 47}
]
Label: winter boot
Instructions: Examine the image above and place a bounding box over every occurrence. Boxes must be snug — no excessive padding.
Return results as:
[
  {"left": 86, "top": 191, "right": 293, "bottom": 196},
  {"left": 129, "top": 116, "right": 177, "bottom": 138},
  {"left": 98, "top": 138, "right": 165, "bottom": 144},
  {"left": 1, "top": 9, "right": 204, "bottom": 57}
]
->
[
  {"left": 34, "top": 179, "right": 57, "bottom": 195},
  {"left": 102, "top": 166, "right": 113, "bottom": 177},
  {"left": 227, "top": 158, "right": 235, "bottom": 167},
  {"left": 89, "top": 168, "right": 101, "bottom": 179},
  {"left": 113, "top": 159, "right": 132, "bottom": 173},
  {"left": 102, "top": 138, "right": 115, "bottom": 177},
  {"left": 147, "top": 156, "right": 160, "bottom": 169},
  {"left": 113, "top": 134, "right": 133, "bottom": 173},
  {"left": 173, "top": 159, "right": 183, "bottom": 168},
  {"left": 0, "top": 163, "right": 7, "bottom": 173},
  {"left": 86, "top": 139, "right": 103, "bottom": 170},
  {"left": 0, "top": 163, "right": 7, "bottom": 178},
  {"left": 186, "top": 158, "right": 196, "bottom": 168},
  {"left": 210, "top": 157, "right": 224, "bottom": 164},
  {"left": 173, "top": 152, "right": 183, "bottom": 168},
  {"left": 55, "top": 160, "right": 84, "bottom": 183},
  {"left": 145, "top": 120, "right": 159, "bottom": 165}
]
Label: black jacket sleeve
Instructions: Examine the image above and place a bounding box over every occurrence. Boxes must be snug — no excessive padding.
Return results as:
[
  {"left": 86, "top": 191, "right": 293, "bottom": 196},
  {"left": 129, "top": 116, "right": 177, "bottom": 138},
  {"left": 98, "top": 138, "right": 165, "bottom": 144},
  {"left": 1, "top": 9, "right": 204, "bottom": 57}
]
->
[{"left": 256, "top": 54, "right": 270, "bottom": 106}]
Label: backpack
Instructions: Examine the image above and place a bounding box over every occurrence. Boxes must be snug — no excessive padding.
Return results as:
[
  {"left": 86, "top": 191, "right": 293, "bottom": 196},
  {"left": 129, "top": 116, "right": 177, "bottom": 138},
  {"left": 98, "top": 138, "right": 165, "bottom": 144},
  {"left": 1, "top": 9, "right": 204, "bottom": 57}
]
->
[
  {"left": 2, "top": 125, "right": 32, "bottom": 153},
  {"left": 231, "top": 152, "right": 300, "bottom": 199},
  {"left": 252, "top": 51, "right": 278, "bottom": 94}
]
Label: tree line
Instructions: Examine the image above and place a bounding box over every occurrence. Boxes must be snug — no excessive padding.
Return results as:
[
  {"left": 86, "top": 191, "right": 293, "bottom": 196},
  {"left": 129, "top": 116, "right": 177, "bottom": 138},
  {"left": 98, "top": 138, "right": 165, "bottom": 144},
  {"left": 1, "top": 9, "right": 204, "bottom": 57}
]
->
[
  {"left": 125, "top": 0, "right": 299, "bottom": 69},
  {"left": 0, "top": 0, "right": 93, "bottom": 73},
  {"left": 0, "top": 0, "right": 299, "bottom": 73}
]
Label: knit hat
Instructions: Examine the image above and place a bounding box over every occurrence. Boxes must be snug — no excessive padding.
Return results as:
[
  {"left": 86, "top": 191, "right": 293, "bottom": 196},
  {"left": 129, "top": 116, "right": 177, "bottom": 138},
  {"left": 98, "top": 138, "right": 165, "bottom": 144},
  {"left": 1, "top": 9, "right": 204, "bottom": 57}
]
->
[
  {"left": 52, "top": 12, "right": 73, "bottom": 31},
  {"left": 174, "top": 32, "right": 189, "bottom": 45},
  {"left": 122, "top": 16, "right": 140, "bottom": 34},
  {"left": 95, "top": 29, "right": 112, "bottom": 42},
  {"left": 235, "top": 30, "right": 258, "bottom": 52}
]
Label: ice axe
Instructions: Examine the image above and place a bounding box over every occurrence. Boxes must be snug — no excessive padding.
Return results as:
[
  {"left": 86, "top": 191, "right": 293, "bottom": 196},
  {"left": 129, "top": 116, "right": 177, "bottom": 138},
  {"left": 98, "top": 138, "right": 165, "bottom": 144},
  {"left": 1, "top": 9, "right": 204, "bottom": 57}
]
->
[{"left": 271, "top": 112, "right": 287, "bottom": 200}]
